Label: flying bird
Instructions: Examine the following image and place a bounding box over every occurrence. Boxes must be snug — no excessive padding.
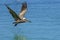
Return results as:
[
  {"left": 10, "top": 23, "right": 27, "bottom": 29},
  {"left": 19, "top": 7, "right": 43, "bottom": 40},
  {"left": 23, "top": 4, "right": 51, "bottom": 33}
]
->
[{"left": 5, "top": 2, "right": 31, "bottom": 26}]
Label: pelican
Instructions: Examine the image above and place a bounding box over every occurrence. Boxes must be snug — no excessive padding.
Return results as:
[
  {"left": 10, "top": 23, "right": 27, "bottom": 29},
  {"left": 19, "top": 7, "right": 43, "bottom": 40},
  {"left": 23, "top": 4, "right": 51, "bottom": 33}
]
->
[{"left": 5, "top": 2, "right": 31, "bottom": 26}]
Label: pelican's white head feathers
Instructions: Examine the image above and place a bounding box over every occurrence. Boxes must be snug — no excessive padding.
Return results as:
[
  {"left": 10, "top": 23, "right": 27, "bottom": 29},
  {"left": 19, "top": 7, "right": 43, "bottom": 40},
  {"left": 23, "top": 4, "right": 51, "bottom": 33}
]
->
[{"left": 23, "top": 18, "right": 26, "bottom": 20}]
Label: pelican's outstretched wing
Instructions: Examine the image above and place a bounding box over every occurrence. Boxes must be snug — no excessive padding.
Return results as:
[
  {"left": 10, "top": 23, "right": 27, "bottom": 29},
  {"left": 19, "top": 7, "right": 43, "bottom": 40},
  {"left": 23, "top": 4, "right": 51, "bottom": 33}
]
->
[
  {"left": 19, "top": 2, "right": 27, "bottom": 19},
  {"left": 5, "top": 4, "right": 20, "bottom": 21}
]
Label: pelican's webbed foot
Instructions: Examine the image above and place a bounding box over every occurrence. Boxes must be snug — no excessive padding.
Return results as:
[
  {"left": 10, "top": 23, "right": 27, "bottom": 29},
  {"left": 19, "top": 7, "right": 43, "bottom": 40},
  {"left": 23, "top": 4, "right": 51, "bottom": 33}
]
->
[{"left": 13, "top": 22, "right": 18, "bottom": 26}]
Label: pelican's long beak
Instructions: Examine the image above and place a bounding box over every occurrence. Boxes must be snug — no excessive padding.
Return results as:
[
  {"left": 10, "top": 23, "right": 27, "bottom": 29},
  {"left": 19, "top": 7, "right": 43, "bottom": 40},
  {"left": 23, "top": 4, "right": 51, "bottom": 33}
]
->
[
  {"left": 28, "top": 20, "right": 31, "bottom": 23},
  {"left": 26, "top": 19, "right": 31, "bottom": 23}
]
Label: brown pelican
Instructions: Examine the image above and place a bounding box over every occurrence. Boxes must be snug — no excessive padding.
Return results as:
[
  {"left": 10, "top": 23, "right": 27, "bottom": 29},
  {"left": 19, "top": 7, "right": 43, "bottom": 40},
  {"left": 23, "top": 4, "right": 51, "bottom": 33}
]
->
[{"left": 5, "top": 2, "right": 31, "bottom": 26}]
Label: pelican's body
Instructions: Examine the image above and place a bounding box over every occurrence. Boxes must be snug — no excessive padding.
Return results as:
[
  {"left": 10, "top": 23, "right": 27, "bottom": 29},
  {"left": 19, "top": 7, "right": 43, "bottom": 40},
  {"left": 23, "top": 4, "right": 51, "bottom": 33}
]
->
[
  {"left": 15, "top": 18, "right": 27, "bottom": 23},
  {"left": 5, "top": 2, "right": 31, "bottom": 26}
]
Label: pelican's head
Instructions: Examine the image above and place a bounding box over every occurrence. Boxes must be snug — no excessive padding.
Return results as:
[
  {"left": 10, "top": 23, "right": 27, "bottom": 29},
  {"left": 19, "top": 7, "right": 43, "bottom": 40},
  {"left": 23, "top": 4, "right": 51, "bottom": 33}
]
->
[
  {"left": 23, "top": 18, "right": 31, "bottom": 22},
  {"left": 23, "top": 18, "right": 27, "bottom": 21},
  {"left": 23, "top": 18, "right": 26, "bottom": 20}
]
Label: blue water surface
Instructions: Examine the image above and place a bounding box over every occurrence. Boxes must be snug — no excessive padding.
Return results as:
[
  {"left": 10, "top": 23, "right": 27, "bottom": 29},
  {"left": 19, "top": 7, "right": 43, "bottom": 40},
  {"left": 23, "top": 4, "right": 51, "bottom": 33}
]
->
[{"left": 0, "top": 0, "right": 60, "bottom": 40}]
